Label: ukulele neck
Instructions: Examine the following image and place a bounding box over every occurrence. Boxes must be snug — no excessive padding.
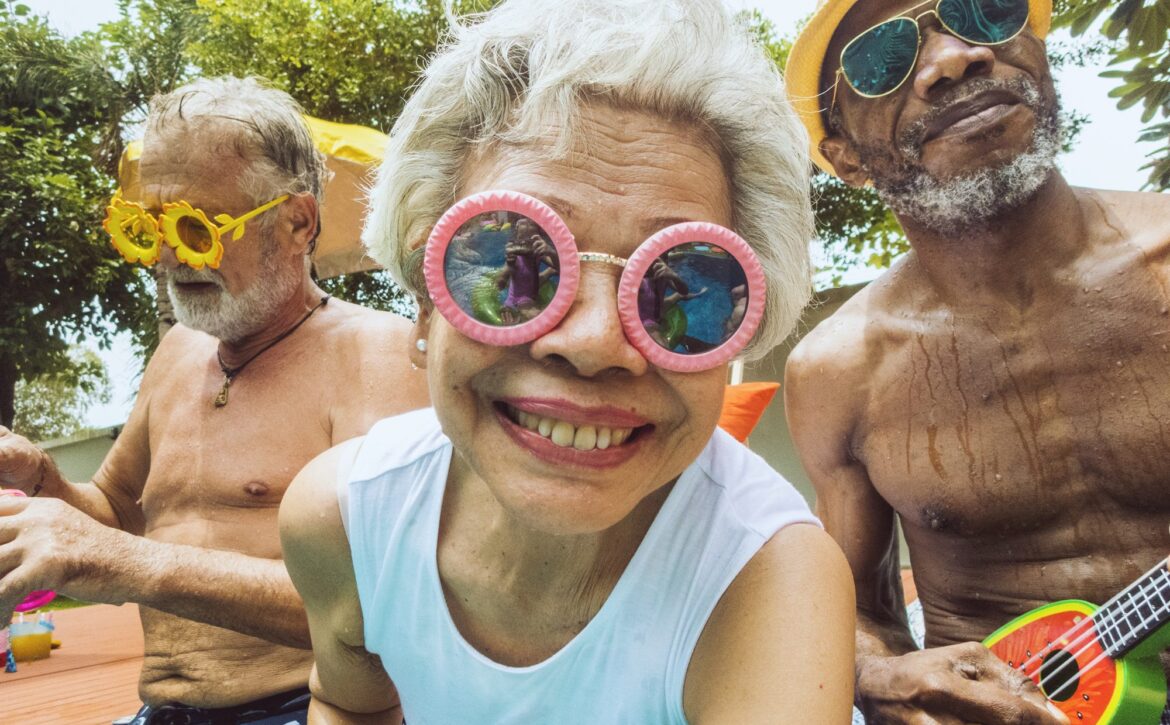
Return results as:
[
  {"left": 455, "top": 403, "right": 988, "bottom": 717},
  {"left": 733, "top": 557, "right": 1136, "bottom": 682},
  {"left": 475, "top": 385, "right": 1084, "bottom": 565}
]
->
[{"left": 1093, "top": 558, "right": 1170, "bottom": 658}]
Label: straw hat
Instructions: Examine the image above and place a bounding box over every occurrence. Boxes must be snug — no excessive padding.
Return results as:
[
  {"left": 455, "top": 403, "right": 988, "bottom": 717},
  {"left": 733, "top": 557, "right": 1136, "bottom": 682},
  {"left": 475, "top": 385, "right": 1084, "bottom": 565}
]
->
[{"left": 784, "top": 0, "right": 1052, "bottom": 175}]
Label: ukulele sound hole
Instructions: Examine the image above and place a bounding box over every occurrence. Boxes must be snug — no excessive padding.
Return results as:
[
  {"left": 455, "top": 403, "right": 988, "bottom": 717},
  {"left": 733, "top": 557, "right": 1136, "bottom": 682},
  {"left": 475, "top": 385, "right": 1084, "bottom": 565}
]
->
[{"left": 1038, "top": 649, "right": 1079, "bottom": 701}]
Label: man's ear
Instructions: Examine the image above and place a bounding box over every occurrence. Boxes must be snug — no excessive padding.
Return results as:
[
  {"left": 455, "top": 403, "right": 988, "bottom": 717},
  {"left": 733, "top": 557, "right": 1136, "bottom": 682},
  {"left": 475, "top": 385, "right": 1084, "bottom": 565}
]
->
[
  {"left": 820, "top": 135, "right": 869, "bottom": 188},
  {"left": 283, "top": 192, "right": 319, "bottom": 254},
  {"left": 409, "top": 296, "right": 432, "bottom": 369}
]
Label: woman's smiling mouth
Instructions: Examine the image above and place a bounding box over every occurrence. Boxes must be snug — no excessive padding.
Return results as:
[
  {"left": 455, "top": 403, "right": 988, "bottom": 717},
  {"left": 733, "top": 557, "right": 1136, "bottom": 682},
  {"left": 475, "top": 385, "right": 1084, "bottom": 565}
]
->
[
  {"left": 493, "top": 399, "right": 655, "bottom": 467},
  {"left": 503, "top": 403, "right": 635, "bottom": 451}
]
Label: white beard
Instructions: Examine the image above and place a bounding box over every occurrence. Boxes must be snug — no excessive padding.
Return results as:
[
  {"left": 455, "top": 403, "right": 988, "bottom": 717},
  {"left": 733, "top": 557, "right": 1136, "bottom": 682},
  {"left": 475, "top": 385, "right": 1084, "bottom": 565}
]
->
[
  {"left": 876, "top": 127, "right": 1061, "bottom": 237},
  {"left": 860, "top": 78, "right": 1064, "bottom": 237},
  {"left": 167, "top": 239, "right": 302, "bottom": 342}
]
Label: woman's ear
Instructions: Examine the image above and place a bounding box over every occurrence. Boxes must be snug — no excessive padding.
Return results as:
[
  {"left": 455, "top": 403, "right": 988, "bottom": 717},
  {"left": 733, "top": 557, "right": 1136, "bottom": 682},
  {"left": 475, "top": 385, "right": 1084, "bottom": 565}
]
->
[{"left": 410, "top": 296, "right": 432, "bottom": 369}]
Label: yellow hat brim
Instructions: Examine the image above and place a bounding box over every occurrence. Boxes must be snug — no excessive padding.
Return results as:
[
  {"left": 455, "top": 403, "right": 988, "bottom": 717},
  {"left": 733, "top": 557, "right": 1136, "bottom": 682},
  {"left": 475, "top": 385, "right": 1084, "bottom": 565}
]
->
[{"left": 784, "top": 0, "right": 1052, "bottom": 176}]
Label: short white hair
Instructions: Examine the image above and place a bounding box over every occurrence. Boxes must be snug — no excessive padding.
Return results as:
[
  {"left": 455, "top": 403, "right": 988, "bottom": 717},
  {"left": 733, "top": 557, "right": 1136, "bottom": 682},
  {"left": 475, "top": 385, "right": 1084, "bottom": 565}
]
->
[
  {"left": 147, "top": 76, "right": 327, "bottom": 209},
  {"left": 363, "top": 0, "right": 813, "bottom": 359}
]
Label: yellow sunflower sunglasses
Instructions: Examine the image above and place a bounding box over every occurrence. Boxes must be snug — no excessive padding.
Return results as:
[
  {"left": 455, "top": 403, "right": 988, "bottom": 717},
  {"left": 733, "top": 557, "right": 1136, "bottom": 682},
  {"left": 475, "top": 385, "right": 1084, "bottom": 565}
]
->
[{"left": 103, "top": 192, "right": 289, "bottom": 270}]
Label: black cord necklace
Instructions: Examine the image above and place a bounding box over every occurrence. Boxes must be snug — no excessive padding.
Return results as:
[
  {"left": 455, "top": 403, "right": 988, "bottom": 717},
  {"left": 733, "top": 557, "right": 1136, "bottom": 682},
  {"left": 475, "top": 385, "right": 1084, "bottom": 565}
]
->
[{"left": 213, "top": 295, "right": 330, "bottom": 408}]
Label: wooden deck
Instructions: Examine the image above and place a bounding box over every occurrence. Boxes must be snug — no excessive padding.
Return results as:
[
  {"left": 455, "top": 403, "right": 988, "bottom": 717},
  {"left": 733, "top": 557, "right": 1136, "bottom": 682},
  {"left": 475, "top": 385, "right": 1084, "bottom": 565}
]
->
[
  {"left": 3, "top": 604, "right": 144, "bottom": 725},
  {"left": 0, "top": 572, "right": 921, "bottom": 723}
]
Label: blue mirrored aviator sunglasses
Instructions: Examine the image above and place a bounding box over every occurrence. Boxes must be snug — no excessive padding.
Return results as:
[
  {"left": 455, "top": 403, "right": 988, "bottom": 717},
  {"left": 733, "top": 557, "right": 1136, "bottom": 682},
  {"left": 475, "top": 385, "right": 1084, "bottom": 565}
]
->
[{"left": 830, "top": 0, "right": 1030, "bottom": 109}]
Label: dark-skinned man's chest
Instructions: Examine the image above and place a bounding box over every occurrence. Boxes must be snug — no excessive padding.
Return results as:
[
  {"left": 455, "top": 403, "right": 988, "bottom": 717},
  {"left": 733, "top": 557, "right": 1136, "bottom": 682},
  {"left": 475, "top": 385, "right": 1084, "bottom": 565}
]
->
[{"left": 854, "top": 290, "right": 1170, "bottom": 536}]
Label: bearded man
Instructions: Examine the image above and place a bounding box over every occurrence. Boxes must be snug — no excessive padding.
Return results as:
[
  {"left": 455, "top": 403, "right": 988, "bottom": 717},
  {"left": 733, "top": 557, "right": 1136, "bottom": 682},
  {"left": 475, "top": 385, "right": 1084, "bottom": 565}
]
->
[
  {"left": 0, "top": 76, "right": 428, "bottom": 724},
  {"left": 783, "top": 0, "right": 1170, "bottom": 723}
]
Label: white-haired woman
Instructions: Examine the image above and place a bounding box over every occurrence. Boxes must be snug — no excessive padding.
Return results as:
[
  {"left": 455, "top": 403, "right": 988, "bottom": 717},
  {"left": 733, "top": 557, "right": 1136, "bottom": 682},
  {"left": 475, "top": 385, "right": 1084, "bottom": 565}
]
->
[{"left": 280, "top": 0, "right": 854, "bottom": 722}]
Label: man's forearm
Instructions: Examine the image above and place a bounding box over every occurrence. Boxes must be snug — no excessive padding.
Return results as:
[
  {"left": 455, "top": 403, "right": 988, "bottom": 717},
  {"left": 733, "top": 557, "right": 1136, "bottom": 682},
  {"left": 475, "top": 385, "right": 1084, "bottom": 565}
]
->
[
  {"left": 857, "top": 612, "right": 920, "bottom": 661},
  {"left": 854, "top": 611, "right": 921, "bottom": 709},
  {"left": 90, "top": 530, "right": 311, "bottom": 648},
  {"left": 53, "top": 479, "right": 123, "bottom": 529},
  {"left": 30, "top": 449, "right": 125, "bottom": 529}
]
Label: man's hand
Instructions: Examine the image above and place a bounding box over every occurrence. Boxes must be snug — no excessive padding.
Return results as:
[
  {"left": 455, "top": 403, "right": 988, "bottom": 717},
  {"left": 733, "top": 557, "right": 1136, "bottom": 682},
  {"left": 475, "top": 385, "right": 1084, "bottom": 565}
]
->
[
  {"left": 857, "top": 642, "right": 1070, "bottom": 725},
  {"left": 0, "top": 427, "right": 48, "bottom": 495},
  {"left": 0, "top": 495, "right": 126, "bottom": 624}
]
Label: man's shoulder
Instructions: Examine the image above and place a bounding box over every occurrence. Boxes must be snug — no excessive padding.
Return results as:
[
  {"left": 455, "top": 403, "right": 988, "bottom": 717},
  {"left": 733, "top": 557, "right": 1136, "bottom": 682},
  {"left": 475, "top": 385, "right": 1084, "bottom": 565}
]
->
[
  {"left": 789, "top": 276, "right": 892, "bottom": 374},
  {"left": 316, "top": 299, "right": 415, "bottom": 342},
  {"left": 308, "top": 299, "right": 417, "bottom": 370},
  {"left": 149, "top": 324, "right": 216, "bottom": 371},
  {"left": 1083, "top": 187, "right": 1170, "bottom": 250}
]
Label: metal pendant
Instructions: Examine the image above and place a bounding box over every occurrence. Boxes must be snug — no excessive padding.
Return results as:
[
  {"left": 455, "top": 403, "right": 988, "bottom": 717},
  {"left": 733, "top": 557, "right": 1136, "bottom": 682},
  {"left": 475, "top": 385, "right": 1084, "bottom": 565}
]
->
[{"left": 214, "top": 377, "right": 231, "bottom": 407}]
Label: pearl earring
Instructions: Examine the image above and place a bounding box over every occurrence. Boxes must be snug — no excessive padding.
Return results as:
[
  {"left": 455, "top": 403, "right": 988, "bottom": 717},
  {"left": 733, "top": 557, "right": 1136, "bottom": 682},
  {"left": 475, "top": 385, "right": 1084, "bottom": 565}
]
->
[{"left": 415, "top": 339, "right": 427, "bottom": 353}]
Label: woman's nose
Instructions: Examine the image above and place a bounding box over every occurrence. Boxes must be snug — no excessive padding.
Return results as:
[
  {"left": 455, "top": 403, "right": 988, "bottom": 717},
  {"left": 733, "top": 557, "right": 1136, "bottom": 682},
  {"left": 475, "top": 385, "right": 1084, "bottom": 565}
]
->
[{"left": 528, "top": 268, "right": 649, "bottom": 378}]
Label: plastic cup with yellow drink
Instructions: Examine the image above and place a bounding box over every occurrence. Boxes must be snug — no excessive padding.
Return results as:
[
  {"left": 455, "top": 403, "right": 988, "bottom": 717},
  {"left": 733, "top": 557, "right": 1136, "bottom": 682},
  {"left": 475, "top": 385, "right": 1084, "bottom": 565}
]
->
[{"left": 1, "top": 489, "right": 57, "bottom": 661}]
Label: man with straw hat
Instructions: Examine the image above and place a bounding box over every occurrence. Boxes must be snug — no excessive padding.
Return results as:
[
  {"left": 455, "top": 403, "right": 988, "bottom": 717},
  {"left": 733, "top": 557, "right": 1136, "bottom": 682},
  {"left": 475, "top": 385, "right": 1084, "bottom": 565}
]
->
[{"left": 784, "top": 0, "right": 1170, "bottom": 722}]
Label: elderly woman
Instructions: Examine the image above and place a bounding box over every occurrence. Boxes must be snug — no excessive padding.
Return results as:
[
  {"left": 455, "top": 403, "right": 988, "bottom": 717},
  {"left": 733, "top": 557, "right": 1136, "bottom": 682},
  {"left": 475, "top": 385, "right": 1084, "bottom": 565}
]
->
[{"left": 279, "top": 0, "right": 855, "bottom": 722}]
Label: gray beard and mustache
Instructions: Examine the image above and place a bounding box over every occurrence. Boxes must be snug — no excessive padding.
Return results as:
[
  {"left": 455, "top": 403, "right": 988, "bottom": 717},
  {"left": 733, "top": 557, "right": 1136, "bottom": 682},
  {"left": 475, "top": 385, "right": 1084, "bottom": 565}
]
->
[
  {"left": 855, "top": 77, "right": 1064, "bottom": 237},
  {"left": 167, "top": 234, "right": 301, "bottom": 343}
]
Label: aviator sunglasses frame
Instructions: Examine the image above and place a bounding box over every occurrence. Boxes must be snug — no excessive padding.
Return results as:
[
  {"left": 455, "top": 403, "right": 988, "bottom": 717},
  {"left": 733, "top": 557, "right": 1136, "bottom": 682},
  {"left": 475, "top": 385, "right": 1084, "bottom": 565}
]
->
[
  {"left": 422, "top": 190, "right": 766, "bottom": 373},
  {"left": 104, "top": 192, "right": 289, "bottom": 270},
  {"left": 828, "top": 0, "right": 1031, "bottom": 113}
]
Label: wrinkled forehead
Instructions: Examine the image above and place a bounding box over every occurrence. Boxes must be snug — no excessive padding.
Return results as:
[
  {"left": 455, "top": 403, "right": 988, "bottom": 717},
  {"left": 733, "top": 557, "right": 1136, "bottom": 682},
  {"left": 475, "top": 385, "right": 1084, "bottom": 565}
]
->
[
  {"left": 137, "top": 122, "right": 252, "bottom": 204},
  {"left": 142, "top": 117, "right": 256, "bottom": 168},
  {"left": 819, "top": 0, "right": 928, "bottom": 94}
]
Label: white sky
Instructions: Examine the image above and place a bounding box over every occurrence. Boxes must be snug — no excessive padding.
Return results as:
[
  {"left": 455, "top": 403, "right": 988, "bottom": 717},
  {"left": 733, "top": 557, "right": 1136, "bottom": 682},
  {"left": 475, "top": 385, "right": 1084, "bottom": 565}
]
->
[{"left": 18, "top": 0, "right": 1161, "bottom": 427}]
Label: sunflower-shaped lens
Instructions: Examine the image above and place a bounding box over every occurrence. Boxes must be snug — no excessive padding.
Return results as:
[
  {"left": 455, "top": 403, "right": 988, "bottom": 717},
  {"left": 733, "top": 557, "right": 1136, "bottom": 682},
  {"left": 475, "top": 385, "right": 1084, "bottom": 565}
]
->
[
  {"left": 160, "top": 202, "right": 223, "bottom": 270},
  {"left": 103, "top": 197, "right": 162, "bottom": 266}
]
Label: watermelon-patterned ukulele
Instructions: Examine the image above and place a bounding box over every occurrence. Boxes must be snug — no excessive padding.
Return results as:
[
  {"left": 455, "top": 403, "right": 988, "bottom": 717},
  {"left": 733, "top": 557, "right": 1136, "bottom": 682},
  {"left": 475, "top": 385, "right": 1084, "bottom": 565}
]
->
[{"left": 984, "top": 558, "right": 1170, "bottom": 724}]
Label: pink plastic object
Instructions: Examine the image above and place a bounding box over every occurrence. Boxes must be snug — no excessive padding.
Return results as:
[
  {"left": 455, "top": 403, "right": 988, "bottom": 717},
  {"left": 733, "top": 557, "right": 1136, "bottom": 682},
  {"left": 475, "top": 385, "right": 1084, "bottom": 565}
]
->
[
  {"left": 424, "top": 190, "right": 580, "bottom": 347},
  {"left": 424, "top": 190, "right": 765, "bottom": 371},
  {"left": 0, "top": 489, "right": 57, "bottom": 612},
  {"left": 617, "top": 222, "right": 765, "bottom": 373}
]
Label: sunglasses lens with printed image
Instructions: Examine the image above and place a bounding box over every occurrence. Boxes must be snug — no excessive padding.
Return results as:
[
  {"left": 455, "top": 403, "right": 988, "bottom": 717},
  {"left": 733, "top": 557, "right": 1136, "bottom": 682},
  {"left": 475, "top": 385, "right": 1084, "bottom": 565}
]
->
[
  {"left": 635, "top": 242, "right": 751, "bottom": 356},
  {"left": 441, "top": 210, "right": 563, "bottom": 329},
  {"left": 840, "top": 0, "right": 1029, "bottom": 98}
]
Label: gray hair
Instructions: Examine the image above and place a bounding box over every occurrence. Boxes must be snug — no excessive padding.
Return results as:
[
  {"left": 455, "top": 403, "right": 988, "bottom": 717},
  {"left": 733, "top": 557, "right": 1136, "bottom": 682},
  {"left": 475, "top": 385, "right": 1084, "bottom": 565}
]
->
[
  {"left": 363, "top": 0, "right": 814, "bottom": 359},
  {"left": 146, "top": 76, "right": 327, "bottom": 210}
]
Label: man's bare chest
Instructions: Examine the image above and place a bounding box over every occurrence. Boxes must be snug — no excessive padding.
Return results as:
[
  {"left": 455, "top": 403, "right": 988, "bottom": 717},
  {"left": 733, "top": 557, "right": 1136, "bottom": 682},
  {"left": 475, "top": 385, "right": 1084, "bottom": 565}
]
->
[
  {"left": 857, "top": 297, "right": 1170, "bottom": 534},
  {"left": 141, "top": 370, "right": 333, "bottom": 530}
]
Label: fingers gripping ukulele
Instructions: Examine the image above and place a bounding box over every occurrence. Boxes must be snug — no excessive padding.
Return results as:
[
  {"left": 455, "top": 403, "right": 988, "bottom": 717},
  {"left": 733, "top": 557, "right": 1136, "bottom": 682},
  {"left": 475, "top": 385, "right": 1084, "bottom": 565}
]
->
[{"left": 984, "top": 558, "right": 1170, "bottom": 724}]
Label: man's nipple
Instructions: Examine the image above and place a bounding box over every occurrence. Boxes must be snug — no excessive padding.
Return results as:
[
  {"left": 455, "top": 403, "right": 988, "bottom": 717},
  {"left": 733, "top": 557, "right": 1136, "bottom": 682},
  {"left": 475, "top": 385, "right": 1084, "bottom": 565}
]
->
[{"left": 244, "top": 481, "right": 271, "bottom": 497}]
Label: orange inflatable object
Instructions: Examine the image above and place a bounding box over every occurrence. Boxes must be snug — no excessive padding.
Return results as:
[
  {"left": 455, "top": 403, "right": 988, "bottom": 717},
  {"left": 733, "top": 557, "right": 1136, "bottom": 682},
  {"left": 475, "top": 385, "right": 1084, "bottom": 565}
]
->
[{"left": 717, "top": 382, "right": 780, "bottom": 442}]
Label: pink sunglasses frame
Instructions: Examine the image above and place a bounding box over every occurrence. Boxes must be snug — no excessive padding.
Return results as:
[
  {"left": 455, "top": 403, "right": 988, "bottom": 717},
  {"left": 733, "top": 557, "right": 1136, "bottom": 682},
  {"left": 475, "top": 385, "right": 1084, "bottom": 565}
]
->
[{"left": 422, "top": 190, "right": 766, "bottom": 373}]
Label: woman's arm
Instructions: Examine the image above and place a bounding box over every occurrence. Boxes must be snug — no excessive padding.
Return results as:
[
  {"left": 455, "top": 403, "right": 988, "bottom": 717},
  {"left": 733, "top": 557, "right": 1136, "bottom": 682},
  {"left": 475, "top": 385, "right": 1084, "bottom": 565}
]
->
[
  {"left": 684, "top": 523, "right": 856, "bottom": 724},
  {"left": 280, "top": 440, "right": 404, "bottom": 724}
]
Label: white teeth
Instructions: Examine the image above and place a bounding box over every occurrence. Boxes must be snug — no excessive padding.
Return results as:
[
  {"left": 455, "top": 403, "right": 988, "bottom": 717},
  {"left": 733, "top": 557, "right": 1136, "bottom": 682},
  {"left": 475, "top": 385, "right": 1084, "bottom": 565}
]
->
[
  {"left": 596, "top": 427, "right": 611, "bottom": 450},
  {"left": 508, "top": 406, "right": 633, "bottom": 451},
  {"left": 550, "top": 421, "right": 575, "bottom": 447},
  {"left": 574, "top": 425, "right": 597, "bottom": 451}
]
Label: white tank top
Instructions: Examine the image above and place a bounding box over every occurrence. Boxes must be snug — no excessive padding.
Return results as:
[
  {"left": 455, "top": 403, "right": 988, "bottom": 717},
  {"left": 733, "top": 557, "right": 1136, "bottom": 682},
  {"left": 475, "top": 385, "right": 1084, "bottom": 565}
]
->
[{"left": 341, "top": 407, "right": 819, "bottom": 724}]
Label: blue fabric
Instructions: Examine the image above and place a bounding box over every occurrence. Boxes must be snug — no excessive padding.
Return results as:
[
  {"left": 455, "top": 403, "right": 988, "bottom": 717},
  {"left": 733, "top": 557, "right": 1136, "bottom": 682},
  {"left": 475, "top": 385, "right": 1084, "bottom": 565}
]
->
[{"left": 126, "top": 687, "right": 309, "bottom": 724}]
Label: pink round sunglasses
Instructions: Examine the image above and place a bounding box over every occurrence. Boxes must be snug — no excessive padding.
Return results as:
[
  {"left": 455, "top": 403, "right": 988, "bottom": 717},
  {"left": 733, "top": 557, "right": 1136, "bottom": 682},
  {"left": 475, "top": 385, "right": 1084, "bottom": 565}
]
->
[{"left": 422, "top": 190, "right": 766, "bottom": 373}]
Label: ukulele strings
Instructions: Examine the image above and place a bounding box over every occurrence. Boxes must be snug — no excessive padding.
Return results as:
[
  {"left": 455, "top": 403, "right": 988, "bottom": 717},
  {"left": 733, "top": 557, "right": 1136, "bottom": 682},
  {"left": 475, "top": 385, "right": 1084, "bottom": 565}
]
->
[
  {"left": 1014, "top": 558, "right": 1170, "bottom": 676},
  {"left": 1031, "top": 566, "right": 1170, "bottom": 698},
  {"left": 1032, "top": 568, "right": 1170, "bottom": 692}
]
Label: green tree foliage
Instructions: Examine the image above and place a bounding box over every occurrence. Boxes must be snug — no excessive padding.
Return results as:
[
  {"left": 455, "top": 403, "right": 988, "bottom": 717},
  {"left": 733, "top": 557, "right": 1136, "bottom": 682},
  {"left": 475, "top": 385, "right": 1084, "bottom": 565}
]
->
[
  {"left": 0, "top": 2, "right": 154, "bottom": 428},
  {"left": 745, "top": 10, "right": 908, "bottom": 285},
  {"left": 1055, "top": 0, "right": 1170, "bottom": 190},
  {"left": 186, "top": 0, "right": 495, "bottom": 312},
  {"left": 13, "top": 347, "right": 111, "bottom": 442}
]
